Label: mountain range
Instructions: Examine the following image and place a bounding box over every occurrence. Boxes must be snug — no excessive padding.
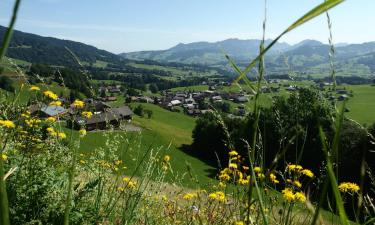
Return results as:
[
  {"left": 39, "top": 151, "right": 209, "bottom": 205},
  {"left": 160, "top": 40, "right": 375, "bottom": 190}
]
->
[
  {"left": 1, "top": 25, "right": 375, "bottom": 77},
  {"left": 121, "top": 39, "right": 375, "bottom": 77}
]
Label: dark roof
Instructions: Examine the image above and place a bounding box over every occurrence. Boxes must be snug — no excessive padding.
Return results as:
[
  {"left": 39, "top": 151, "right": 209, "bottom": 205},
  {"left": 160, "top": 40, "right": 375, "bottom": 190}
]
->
[
  {"left": 77, "top": 111, "right": 120, "bottom": 125},
  {"left": 112, "top": 106, "right": 133, "bottom": 117}
]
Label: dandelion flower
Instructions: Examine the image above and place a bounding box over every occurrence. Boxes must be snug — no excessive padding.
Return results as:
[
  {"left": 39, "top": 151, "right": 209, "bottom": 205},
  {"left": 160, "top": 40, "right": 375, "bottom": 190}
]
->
[
  {"left": 301, "top": 169, "right": 314, "bottom": 178},
  {"left": 43, "top": 91, "right": 58, "bottom": 100},
  {"left": 58, "top": 132, "right": 66, "bottom": 139},
  {"left": 282, "top": 188, "right": 295, "bottom": 202},
  {"left": 294, "top": 192, "right": 306, "bottom": 203},
  {"left": 0, "top": 120, "right": 15, "bottom": 129},
  {"left": 1, "top": 153, "right": 7, "bottom": 161},
  {"left": 254, "top": 166, "right": 262, "bottom": 173},
  {"left": 79, "top": 129, "right": 87, "bottom": 137},
  {"left": 73, "top": 99, "right": 85, "bottom": 109},
  {"left": 29, "top": 86, "right": 40, "bottom": 91},
  {"left": 235, "top": 221, "right": 244, "bottom": 225},
  {"left": 46, "top": 117, "right": 56, "bottom": 123},
  {"left": 49, "top": 101, "right": 62, "bottom": 106},
  {"left": 229, "top": 150, "right": 238, "bottom": 157},
  {"left": 338, "top": 182, "right": 360, "bottom": 193},
  {"left": 270, "top": 173, "right": 279, "bottom": 184},
  {"left": 229, "top": 163, "right": 237, "bottom": 169},
  {"left": 163, "top": 155, "right": 170, "bottom": 162},
  {"left": 81, "top": 111, "right": 93, "bottom": 119},
  {"left": 183, "top": 193, "right": 197, "bottom": 200}
]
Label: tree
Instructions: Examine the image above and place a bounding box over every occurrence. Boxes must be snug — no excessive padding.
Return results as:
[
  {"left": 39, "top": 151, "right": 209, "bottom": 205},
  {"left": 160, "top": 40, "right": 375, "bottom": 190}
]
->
[
  {"left": 145, "top": 109, "right": 153, "bottom": 119},
  {"left": 149, "top": 84, "right": 159, "bottom": 94},
  {"left": 134, "top": 105, "right": 144, "bottom": 117}
]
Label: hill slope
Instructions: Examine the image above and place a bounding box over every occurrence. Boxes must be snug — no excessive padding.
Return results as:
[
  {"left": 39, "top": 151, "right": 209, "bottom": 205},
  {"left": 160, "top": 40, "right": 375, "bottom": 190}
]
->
[{"left": 0, "top": 25, "right": 123, "bottom": 67}]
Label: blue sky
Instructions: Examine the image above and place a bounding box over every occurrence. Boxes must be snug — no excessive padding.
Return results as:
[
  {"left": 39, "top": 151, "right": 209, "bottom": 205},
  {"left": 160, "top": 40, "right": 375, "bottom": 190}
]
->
[{"left": 0, "top": 0, "right": 373, "bottom": 53}]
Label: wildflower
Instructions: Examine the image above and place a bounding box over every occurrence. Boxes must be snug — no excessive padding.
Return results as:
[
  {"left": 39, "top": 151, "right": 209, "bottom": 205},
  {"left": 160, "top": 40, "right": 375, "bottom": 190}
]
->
[
  {"left": 208, "top": 191, "right": 225, "bottom": 202},
  {"left": 294, "top": 192, "right": 306, "bottom": 203},
  {"left": 164, "top": 155, "right": 170, "bottom": 162},
  {"left": 79, "top": 129, "right": 87, "bottom": 137},
  {"left": 301, "top": 169, "right": 314, "bottom": 178},
  {"left": 43, "top": 90, "right": 58, "bottom": 100},
  {"left": 270, "top": 173, "right": 279, "bottom": 184},
  {"left": 46, "top": 117, "right": 56, "bottom": 123},
  {"left": 229, "top": 150, "right": 238, "bottom": 157},
  {"left": 242, "top": 166, "right": 249, "bottom": 171},
  {"left": 183, "top": 193, "right": 197, "bottom": 200},
  {"left": 293, "top": 180, "right": 302, "bottom": 188},
  {"left": 79, "top": 160, "right": 86, "bottom": 164},
  {"left": 287, "top": 164, "right": 303, "bottom": 172},
  {"left": 254, "top": 166, "right": 262, "bottom": 173},
  {"left": 58, "top": 132, "right": 66, "bottom": 139},
  {"left": 235, "top": 221, "right": 244, "bottom": 225},
  {"left": 218, "top": 182, "right": 226, "bottom": 188},
  {"left": 123, "top": 176, "right": 137, "bottom": 189},
  {"left": 49, "top": 101, "right": 62, "bottom": 106},
  {"left": 82, "top": 111, "right": 93, "bottom": 119},
  {"left": 118, "top": 187, "right": 125, "bottom": 192},
  {"left": 115, "top": 160, "right": 122, "bottom": 165},
  {"left": 0, "top": 120, "right": 15, "bottom": 129},
  {"left": 238, "top": 179, "right": 249, "bottom": 185},
  {"left": 257, "top": 173, "right": 265, "bottom": 180},
  {"left": 219, "top": 173, "right": 230, "bottom": 181},
  {"left": 282, "top": 188, "right": 295, "bottom": 202},
  {"left": 338, "top": 182, "right": 360, "bottom": 193},
  {"left": 229, "top": 163, "right": 237, "bottom": 169},
  {"left": 1, "top": 153, "right": 7, "bottom": 161},
  {"left": 29, "top": 86, "right": 40, "bottom": 91},
  {"left": 73, "top": 99, "right": 85, "bottom": 108}
]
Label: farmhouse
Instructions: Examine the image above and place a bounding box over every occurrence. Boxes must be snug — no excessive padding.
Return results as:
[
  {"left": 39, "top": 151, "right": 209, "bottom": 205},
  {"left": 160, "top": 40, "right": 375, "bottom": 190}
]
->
[
  {"left": 30, "top": 105, "right": 68, "bottom": 118},
  {"left": 72, "top": 111, "right": 121, "bottom": 131},
  {"left": 112, "top": 106, "right": 133, "bottom": 120}
]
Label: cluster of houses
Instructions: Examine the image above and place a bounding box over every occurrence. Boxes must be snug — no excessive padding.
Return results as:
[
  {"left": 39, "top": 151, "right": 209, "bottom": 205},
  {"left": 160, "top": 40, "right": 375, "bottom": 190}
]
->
[
  {"left": 150, "top": 90, "right": 250, "bottom": 116},
  {"left": 28, "top": 99, "right": 133, "bottom": 131}
]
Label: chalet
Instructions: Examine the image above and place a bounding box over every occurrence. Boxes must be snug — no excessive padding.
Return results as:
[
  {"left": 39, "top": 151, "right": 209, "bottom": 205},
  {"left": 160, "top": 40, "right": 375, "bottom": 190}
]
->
[
  {"left": 171, "top": 100, "right": 182, "bottom": 106},
  {"left": 211, "top": 96, "right": 223, "bottom": 102},
  {"left": 187, "top": 109, "right": 201, "bottom": 116},
  {"left": 39, "top": 105, "right": 68, "bottom": 118},
  {"left": 286, "top": 86, "right": 297, "bottom": 92},
  {"left": 72, "top": 111, "right": 121, "bottom": 131},
  {"left": 112, "top": 106, "right": 133, "bottom": 120}
]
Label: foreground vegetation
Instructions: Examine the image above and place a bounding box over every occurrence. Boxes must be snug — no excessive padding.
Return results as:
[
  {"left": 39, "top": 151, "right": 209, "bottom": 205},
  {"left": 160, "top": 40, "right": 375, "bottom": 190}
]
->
[{"left": 1, "top": 0, "right": 375, "bottom": 225}]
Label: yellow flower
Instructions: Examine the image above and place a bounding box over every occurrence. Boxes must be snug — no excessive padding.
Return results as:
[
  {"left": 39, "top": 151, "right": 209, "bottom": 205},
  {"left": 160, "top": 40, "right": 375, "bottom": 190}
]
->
[
  {"left": 238, "top": 179, "right": 249, "bottom": 185},
  {"left": 29, "top": 86, "right": 40, "bottom": 91},
  {"left": 235, "top": 221, "right": 244, "bottom": 225},
  {"left": 49, "top": 101, "right": 62, "bottom": 106},
  {"left": 46, "top": 117, "right": 56, "bottom": 123},
  {"left": 338, "top": 182, "right": 360, "bottom": 193},
  {"left": 218, "top": 182, "right": 226, "bottom": 188},
  {"left": 228, "top": 150, "right": 238, "bottom": 157},
  {"left": 79, "top": 129, "right": 87, "bottom": 137},
  {"left": 282, "top": 188, "right": 295, "bottom": 202},
  {"left": 183, "top": 193, "right": 197, "bottom": 200},
  {"left": 163, "top": 155, "right": 170, "bottom": 162},
  {"left": 43, "top": 90, "right": 58, "bottom": 100},
  {"left": 287, "top": 164, "right": 303, "bottom": 172},
  {"left": 229, "top": 163, "right": 237, "bottom": 169},
  {"left": 0, "top": 120, "right": 15, "bottom": 129},
  {"left": 1, "top": 153, "right": 8, "bottom": 161},
  {"left": 294, "top": 192, "right": 306, "bottom": 203},
  {"left": 257, "top": 173, "right": 265, "bottom": 179},
  {"left": 219, "top": 173, "right": 230, "bottom": 181},
  {"left": 79, "top": 160, "right": 86, "bottom": 164},
  {"left": 73, "top": 99, "right": 85, "bottom": 109},
  {"left": 58, "top": 132, "right": 66, "bottom": 139},
  {"left": 208, "top": 191, "right": 225, "bottom": 202},
  {"left": 81, "top": 111, "right": 93, "bottom": 119},
  {"left": 301, "top": 169, "right": 314, "bottom": 178},
  {"left": 270, "top": 173, "right": 279, "bottom": 184},
  {"left": 293, "top": 180, "right": 302, "bottom": 188},
  {"left": 254, "top": 166, "right": 262, "bottom": 173}
]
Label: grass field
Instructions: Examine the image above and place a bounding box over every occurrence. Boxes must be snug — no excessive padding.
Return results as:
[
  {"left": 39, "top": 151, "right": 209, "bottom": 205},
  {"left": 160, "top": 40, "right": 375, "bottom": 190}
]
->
[
  {"left": 343, "top": 84, "right": 375, "bottom": 125},
  {"left": 62, "top": 102, "right": 216, "bottom": 188}
]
